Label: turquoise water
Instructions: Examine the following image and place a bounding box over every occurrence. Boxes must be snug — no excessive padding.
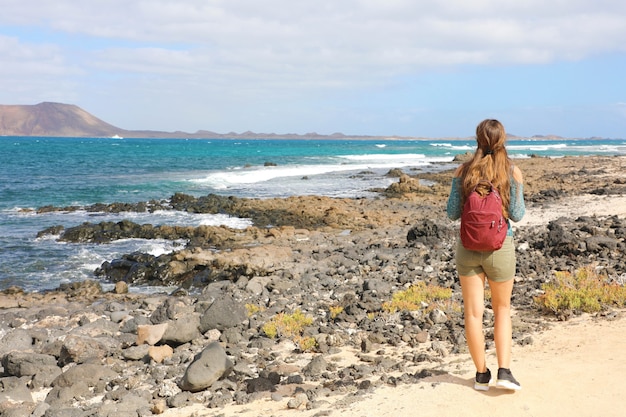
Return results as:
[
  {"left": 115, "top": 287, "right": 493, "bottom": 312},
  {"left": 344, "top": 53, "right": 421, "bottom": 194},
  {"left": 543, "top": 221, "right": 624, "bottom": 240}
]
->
[{"left": 1, "top": 136, "right": 625, "bottom": 291}]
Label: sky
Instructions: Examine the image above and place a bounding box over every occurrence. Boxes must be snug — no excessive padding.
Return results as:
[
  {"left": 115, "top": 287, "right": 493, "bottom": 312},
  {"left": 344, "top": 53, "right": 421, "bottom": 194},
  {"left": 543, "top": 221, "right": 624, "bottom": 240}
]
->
[{"left": 1, "top": 0, "right": 626, "bottom": 138}]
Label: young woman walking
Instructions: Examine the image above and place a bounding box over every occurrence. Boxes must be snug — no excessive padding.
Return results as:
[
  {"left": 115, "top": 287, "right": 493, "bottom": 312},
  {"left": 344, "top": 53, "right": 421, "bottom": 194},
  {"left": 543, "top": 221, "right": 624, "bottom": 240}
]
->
[{"left": 446, "top": 119, "right": 526, "bottom": 391}]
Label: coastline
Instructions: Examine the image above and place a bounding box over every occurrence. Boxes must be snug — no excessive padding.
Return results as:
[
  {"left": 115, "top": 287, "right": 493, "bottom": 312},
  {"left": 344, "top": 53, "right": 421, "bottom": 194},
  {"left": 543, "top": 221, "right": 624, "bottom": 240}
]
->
[{"left": 1, "top": 154, "right": 625, "bottom": 416}]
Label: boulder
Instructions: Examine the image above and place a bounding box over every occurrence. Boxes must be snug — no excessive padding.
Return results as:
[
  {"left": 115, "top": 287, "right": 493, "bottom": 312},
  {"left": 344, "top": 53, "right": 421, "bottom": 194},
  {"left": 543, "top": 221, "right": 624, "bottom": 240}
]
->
[
  {"left": 179, "top": 342, "right": 233, "bottom": 392},
  {"left": 407, "top": 219, "right": 455, "bottom": 246},
  {"left": 58, "top": 335, "right": 116, "bottom": 366},
  {"left": 0, "top": 329, "right": 34, "bottom": 355},
  {"left": 162, "top": 316, "right": 202, "bottom": 344},
  {"left": 1, "top": 352, "right": 59, "bottom": 378},
  {"left": 51, "top": 363, "right": 119, "bottom": 388},
  {"left": 199, "top": 296, "right": 247, "bottom": 333},
  {"left": 46, "top": 363, "right": 119, "bottom": 407}
]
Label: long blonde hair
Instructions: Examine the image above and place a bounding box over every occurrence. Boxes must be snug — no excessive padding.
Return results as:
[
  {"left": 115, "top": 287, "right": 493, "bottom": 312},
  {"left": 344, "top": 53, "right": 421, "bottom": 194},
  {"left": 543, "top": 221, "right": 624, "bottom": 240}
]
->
[{"left": 459, "top": 119, "right": 511, "bottom": 218}]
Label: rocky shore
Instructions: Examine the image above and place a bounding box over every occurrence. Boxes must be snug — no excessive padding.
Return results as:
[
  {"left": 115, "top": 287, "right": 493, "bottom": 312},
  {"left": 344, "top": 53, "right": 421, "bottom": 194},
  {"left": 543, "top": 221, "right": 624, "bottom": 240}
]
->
[{"left": 1, "top": 155, "right": 625, "bottom": 417}]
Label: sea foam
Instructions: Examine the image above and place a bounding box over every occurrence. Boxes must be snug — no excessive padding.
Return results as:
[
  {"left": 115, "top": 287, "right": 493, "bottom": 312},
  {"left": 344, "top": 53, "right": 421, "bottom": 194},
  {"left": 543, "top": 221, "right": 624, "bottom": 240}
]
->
[{"left": 191, "top": 153, "right": 451, "bottom": 189}]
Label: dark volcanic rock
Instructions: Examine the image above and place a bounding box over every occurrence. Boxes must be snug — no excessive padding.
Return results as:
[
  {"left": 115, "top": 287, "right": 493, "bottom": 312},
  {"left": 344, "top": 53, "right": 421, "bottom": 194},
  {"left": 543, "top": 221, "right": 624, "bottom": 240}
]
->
[{"left": 407, "top": 219, "right": 455, "bottom": 246}]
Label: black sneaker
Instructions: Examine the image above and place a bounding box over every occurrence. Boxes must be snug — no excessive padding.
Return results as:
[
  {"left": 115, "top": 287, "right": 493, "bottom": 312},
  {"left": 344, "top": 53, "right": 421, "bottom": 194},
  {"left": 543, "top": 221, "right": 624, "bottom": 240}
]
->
[
  {"left": 474, "top": 368, "right": 492, "bottom": 391},
  {"left": 496, "top": 368, "right": 521, "bottom": 390}
]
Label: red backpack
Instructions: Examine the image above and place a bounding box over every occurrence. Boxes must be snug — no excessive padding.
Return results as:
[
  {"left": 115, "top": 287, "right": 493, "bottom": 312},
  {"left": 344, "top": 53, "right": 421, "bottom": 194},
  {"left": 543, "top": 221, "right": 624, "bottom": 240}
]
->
[{"left": 460, "top": 182, "right": 507, "bottom": 251}]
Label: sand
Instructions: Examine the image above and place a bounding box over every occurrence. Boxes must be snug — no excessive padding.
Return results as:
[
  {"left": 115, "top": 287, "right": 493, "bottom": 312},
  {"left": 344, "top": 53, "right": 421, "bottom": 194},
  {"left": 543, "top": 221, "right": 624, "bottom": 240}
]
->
[
  {"left": 338, "top": 313, "right": 626, "bottom": 417},
  {"left": 516, "top": 194, "right": 626, "bottom": 227}
]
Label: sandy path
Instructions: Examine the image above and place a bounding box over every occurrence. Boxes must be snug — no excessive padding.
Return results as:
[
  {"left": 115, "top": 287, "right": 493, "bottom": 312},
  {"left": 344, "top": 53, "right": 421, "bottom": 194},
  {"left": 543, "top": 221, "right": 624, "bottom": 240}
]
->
[
  {"left": 516, "top": 194, "right": 626, "bottom": 227},
  {"left": 342, "top": 313, "right": 626, "bottom": 417}
]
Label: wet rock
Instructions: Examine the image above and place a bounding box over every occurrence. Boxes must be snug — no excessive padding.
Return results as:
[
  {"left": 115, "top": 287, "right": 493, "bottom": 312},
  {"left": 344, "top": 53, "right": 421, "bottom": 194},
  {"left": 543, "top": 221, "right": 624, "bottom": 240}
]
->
[
  {"left": 385, "top": 174, "right": 430, "bottom": 196},
  {"left": 114, "top": 281, "right": 129, "bottom": 294},
  {"left": 58, "top": 279, "right": 103, "bottom": 299}
]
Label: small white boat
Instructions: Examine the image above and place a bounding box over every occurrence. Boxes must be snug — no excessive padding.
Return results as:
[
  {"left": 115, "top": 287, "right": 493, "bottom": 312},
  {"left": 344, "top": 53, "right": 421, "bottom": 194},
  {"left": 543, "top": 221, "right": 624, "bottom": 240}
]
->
[{"left": 111, "top": 134, "right": 123, "bottom": 139}]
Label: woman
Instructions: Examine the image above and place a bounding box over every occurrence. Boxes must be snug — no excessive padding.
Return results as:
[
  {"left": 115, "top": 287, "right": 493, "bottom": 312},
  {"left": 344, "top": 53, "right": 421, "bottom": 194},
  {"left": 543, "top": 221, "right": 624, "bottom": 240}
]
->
[{"left": 446, "top": 119, "right": 526, "bottom": 391}]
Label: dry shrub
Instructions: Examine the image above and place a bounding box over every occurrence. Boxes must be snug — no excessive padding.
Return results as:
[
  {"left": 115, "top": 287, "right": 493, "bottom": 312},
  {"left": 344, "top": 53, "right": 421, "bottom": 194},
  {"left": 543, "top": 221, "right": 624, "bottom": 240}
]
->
[{"left": 534, "top": 266, "right": 626, "bottom": 318}]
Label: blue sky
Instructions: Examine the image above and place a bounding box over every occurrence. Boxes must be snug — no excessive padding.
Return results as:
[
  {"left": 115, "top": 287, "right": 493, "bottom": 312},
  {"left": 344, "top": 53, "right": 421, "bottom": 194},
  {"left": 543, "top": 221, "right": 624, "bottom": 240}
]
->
[{"left": 1, "top": 0, "right": 625, "bottom": 138}]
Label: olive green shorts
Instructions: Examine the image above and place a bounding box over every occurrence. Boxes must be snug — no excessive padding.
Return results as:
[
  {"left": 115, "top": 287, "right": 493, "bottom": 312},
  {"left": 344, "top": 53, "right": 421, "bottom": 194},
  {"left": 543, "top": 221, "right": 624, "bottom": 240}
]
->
[{"left": 455, "top": 236, "right": 516, "bottom": 282}]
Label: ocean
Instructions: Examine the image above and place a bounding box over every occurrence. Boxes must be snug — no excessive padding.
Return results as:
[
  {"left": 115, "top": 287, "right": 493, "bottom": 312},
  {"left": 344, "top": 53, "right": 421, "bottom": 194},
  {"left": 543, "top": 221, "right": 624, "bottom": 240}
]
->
[{"left": 1, "top": 136, "right": 625, "bottom": 292}]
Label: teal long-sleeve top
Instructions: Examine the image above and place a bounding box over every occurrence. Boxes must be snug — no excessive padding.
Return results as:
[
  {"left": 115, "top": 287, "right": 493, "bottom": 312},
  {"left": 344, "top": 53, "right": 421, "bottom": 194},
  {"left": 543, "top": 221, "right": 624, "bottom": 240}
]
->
[{"left": 446, "top": 177, "right": 526, "bottom": 236}]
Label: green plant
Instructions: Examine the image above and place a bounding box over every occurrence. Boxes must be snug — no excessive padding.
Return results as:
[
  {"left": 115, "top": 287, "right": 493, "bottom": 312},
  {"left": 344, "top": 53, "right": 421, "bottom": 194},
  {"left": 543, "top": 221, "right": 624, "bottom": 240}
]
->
[
  {"left": 297, "top": 336, "right": 317, "bottom": 352},
  {"left": 262, "top": 309, "right": 316, "bottom": 351},
  {"left": 383, "top": 281, "right": 454, "bottom": 313},
  {"left": 329, "top": 305, "right": 344, "bottom": 320},
  {"left": 534, "top": 266, "right": 626, "bottom": 316},
  {"left": 245, "top": 303, "right": 265, "bottom": 316}
]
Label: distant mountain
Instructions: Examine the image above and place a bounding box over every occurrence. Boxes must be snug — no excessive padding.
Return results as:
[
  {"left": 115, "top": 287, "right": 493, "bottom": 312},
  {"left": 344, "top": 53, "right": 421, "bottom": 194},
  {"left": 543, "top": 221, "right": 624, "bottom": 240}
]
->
[
  {"left": 0, "top": 102, "right": 394, "bottom": 139},
  {"left": 0, "top": 102, "right": 602, "bottom": 140},
  {"left": 0, "top": 102, "right": 126, "bottom": 137}
]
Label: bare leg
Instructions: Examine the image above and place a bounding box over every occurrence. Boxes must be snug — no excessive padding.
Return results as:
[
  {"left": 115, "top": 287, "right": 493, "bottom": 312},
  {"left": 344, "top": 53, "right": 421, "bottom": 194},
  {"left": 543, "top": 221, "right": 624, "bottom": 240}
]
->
[
  {"left": 488, "top": 278, "right": 514, "bottom": 369},
  {"left": 460, "top": 273, "right": 487, "bottom": 372}
]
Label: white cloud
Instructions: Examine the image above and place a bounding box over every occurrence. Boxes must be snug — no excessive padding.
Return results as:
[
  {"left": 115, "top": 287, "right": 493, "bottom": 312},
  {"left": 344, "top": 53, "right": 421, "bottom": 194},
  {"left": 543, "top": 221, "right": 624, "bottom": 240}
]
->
[
  {"left": 0, "top": 35, "right": 82, "bottom": 103},
  {"left": 0, "top": 36, "right": 67, "bottom": 75},
  {"left": 1, "top": 0, "right": 625, "bottom": 133},
  {"left": 3, "top": 1, "right": 626, "bottom": 70}
]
